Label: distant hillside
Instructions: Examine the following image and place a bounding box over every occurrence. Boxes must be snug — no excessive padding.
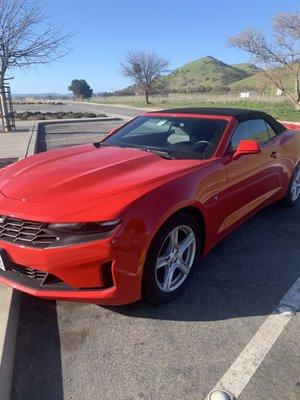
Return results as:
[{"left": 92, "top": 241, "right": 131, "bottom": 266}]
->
[
  {"left": 229, "top": 63, "right": 297, "bottom": 93},
  {"left": 110, "top": 56, "right": 296, "bottom": 96},
  {"left": 230, "top": 63, "right": 260, "bottom": 76},
  {"left": 163, "top": 56, "right": 261, "bottom": 93}
]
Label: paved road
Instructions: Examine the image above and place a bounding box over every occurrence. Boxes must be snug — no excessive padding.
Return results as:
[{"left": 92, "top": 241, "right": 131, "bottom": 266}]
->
[
  {"left": 8, "top": 118, "right": 299, "bottom": 400},
  {"left": 66, "top": 101, "right": 146, "bottom": 119}
]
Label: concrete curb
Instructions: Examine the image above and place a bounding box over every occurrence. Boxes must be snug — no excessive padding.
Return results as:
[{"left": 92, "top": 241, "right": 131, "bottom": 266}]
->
[
  {"left": 0, "top": 289, "right": 21, "bottom": 400},
  {"left": 25, "top": 122, "right": 38, "bottom": 157},
  {"left": 37, "top": 116, "right": 121, "bottom": 125}
]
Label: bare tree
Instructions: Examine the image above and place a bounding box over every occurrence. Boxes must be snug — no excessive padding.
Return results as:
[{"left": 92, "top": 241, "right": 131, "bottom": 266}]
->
[
  {"left": 228, "top": 12, "right": 300, "bottom": 109},
  {"left": 0, "top": 0, "right": 72, "bottom": 131},
  {"left": 121, "top": 50, "right": 169, "bottom": 104}
]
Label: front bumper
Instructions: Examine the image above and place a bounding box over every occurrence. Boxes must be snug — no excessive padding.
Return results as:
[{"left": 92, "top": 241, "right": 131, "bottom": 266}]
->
[{"left": 0, "top": 238, "right": 142, "bottom": 305}]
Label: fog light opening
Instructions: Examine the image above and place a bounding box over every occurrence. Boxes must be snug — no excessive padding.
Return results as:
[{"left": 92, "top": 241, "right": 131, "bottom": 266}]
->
[{"left": 101, "top": 261, "right": 114, "bottom": 288}]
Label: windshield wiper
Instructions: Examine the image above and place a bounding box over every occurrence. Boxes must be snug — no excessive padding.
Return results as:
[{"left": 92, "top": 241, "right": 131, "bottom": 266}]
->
[
  {"left": 94, "top": 143, "right": 176, "bottom": 159},
  {"left": 139, "top": 148, "right": 176, "bottom": 159}
]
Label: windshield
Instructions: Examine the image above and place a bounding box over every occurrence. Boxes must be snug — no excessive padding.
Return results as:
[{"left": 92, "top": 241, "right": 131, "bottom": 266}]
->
[{"left": 103, "top": 116, "right": 228, "bottom": 159}]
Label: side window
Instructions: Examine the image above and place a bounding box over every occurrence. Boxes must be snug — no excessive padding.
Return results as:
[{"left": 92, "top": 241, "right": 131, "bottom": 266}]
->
[
  {"left": 266, "top": 122, "right": 277, "bottom": 139},
  {"left": 230, "top": 119, "right": 271, "bottom": 150}
]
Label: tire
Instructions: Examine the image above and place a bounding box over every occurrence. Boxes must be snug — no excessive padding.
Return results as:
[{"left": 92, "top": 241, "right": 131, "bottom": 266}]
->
[
  {"left": 142, "top": 212, "right": 202, "bottom": 304},
  {"left": 282, "top": 164, "right": 300, "bottom": 207}
]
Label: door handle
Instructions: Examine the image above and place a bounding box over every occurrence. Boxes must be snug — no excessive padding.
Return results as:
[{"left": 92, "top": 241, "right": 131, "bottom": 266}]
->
[{"left": 270, "top": 151, "right": 277, "bottom": 159}]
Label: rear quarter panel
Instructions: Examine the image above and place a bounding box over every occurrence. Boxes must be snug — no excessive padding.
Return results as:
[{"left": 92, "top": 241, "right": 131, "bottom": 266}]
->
[{"left": 278, "top": 129, "right": 300, "bottom": 189}]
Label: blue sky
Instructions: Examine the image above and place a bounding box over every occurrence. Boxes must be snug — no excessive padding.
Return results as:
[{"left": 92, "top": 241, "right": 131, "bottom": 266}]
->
[{"left": 10, "top": 0, "right": 299, "bottom": 94}]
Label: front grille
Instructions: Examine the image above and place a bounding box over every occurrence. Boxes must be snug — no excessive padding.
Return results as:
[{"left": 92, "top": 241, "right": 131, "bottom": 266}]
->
[
  {"left": 11, "top": 264, "right": 47, "bottom": 281},
  {"left": 0, "top": 216, "right": 58, "bottom": 248}
]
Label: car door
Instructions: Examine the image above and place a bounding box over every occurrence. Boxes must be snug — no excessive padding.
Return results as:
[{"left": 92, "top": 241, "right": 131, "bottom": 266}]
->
[{"left": 219, "top": 118, "right": 281, "bottom": 233}]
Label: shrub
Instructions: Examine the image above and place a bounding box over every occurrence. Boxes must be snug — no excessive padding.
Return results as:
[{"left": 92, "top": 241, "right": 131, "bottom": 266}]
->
[{"left": 14, "top": 111, "right": 106, "bottom": 121}]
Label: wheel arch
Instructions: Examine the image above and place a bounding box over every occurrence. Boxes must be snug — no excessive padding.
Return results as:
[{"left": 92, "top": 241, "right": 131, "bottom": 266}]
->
[
  {"left": 140, "top": 204, "right": 207, "bottom": 303},
  {"left": 143, "top": 203, "right": 207, "bottom": 262},
  {"left": 170, "top": 206, "right": 206, "bottom": 251}
]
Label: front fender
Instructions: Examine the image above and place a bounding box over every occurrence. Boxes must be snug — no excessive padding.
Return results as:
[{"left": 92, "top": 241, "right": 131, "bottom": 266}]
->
[{"left": 136, "top": 176, "right": 206, "bottom": 268}]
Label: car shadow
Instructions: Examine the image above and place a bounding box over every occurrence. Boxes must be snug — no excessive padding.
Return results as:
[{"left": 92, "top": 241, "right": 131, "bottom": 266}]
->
[
  {"left": 106, "top": 202, "right": 300, "bottom": 322},
  {"left": 11, "top": 296, "right": 63, "bottom": 400}
]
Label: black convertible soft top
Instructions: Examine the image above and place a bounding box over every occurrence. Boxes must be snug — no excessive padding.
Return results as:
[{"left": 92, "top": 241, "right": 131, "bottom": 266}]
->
[{"left": 151, "top": 107, "right": 286, "bottom": 135}]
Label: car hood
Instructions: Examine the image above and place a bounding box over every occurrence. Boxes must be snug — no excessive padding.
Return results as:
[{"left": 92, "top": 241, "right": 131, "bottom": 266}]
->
[{"left": 0, "top": 144, "right": 202, "bottom": 204}]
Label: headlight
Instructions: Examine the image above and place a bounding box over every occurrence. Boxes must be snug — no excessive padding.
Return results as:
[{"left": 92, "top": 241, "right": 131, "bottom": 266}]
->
[
  {"left": 48, "top": 221, "right": 120, "bottom": 234},
  {"left": 46, "top": 220, "right": 121, "bottom": 246}
]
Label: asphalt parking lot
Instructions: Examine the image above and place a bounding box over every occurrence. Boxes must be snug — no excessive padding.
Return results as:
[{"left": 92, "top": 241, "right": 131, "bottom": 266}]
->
[
  {"left": 36, "top": 118, "right": 124, "bottom": 152},
  {"left": 9, "top": 116, "right": 300, "bottom": 400},
  {"left": 11, "top": 202, "right": 300, "bottom": 400}
]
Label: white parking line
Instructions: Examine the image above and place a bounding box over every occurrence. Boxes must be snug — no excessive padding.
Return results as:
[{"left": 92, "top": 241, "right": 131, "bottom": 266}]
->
[{"left": 205, "top": 277, "right": 300, "bottom": 399}]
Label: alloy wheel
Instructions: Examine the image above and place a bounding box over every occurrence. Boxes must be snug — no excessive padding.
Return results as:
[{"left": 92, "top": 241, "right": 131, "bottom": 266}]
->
[
  {"left": 291, "top": 167, "right": 300, "bottom": 201},
  {"left": 155, "top": 225, "right": 196, "bottom": 293}
]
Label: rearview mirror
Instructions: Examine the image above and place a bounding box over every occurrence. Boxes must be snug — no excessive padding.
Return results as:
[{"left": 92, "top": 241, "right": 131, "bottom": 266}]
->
[{"left": 232, "top": 140, "right": 261, "bottom": 161}]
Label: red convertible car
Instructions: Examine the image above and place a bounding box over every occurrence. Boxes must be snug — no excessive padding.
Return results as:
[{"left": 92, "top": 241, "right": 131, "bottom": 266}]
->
[{"left": 0, "top": 108, "right": 299, "bottom": 304}]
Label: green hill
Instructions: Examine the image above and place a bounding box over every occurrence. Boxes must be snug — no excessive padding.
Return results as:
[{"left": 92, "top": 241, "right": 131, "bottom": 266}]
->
[
  {"left": 229, "top": 63, "right": 297, "bottom": 93},
  {"left": 113, "top": 56, "right": 295, "bottom": 96},
  {"left": 230, "top": 63, "right": 260, "bottom": 75},
  {"left": 164, "top": 56, "right": 260, "bottom": 93}
]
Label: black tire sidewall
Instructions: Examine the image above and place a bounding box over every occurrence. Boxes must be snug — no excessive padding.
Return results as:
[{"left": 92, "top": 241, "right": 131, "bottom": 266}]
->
[
  {"left": 283, "top": 164, "right": 300, "bottom": 207},
  {"left": 142, "top": 212, "right": 202, "bottom": 304}
]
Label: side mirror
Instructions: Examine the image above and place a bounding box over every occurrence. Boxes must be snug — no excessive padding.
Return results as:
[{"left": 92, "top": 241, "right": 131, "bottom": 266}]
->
[
  {"left": 109, "top": 127, "right": 119, "bottom": 135},
  {"left": 232, "top": 139, "right": 261, "bottom": 161}
]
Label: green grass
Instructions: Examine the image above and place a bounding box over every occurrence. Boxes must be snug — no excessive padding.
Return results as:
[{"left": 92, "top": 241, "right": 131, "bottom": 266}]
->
[
  {"left": 90, "top": 98, "right": 300, "bottom": 121},
  {"left": 230, "top": 63, "right": 260, "bottom": 75}
]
